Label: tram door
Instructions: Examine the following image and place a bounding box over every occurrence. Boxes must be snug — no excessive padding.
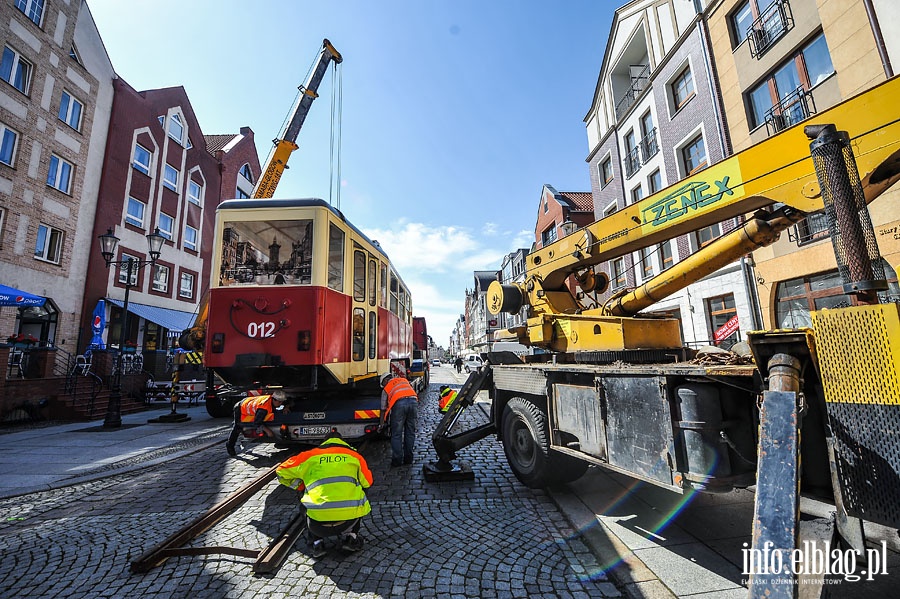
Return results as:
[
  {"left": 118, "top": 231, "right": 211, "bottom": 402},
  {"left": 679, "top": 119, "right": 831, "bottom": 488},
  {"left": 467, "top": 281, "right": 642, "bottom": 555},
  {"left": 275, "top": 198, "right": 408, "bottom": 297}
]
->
[{"left": 350, "top": 245, "right": 378, "bottom": 378}]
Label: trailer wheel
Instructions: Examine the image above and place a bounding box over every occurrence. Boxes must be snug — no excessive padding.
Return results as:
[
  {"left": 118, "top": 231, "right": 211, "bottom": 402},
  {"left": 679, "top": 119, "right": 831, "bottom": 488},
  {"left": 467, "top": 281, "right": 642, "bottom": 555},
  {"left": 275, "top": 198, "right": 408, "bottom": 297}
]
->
[{"left": 501, "top": 397, "right": 588, "bottom": 488}]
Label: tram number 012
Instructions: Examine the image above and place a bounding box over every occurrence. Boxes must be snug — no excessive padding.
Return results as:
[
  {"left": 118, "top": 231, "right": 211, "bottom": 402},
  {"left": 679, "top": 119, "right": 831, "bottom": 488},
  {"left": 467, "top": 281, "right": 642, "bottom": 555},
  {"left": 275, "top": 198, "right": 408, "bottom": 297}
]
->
[{"left": 247, "top": 321, "right": 277, "bottom": 338}]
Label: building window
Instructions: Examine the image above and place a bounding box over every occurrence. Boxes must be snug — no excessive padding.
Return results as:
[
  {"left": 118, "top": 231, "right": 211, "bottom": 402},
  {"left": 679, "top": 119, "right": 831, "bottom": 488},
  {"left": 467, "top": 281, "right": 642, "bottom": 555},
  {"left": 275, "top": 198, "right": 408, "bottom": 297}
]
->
[
  {"left": 681, "top": 134, "right": 707, "bottom": 175},
  {"left": 188, "top": 180, "right": 202, "bottom": 205},
  {"left": 731, "top": 1, "right": 755, "bottom": 45},
  {"left": 543, "top": 200, "right": 548, "bottom": 214},
  {"left": 0, "top": 124, "right": 19, "bottom": 166},
  {"left": 696, "top": 223, "right": 722, "bottom": 248},
  {"left": 624, "top": 129, "right": 640, "bottom": 178},
  {"left": 648, "top": 169, "right": 662, "bottom": 194},
  {"left": 639, "top": 246, "right": 654, "bottom": 279},
  {"left": 168, "top": 114, "right": 184, "bottom": 144},
  {"left": 152, "top": 264, "right": 169, "bottom": 293},
  {"left": 235, "top": 187, "right": 250, "bottom": 199},
  {"left": 239, "top": 163, "right": 254, "bottom": 183},
  {"left": 659, "top": 241, "right": 674, "bottom": 270},
  {"left": 47, "top": 154, "right": 73, "bottom": 193},
  {"left": 611, "top": 258, "right": 627, "bottom": 289},
  {"left": 0, "top": 46, "right": 31, "bottom": 94},
  {"left": 158, "top": 213, "right": 174, "bottom": 240},
  {"left": 184, "top": 225, "right": 198, "bottom": 251},
  {"left": 630, "top": 186, "right": 643, "bottom": 205},
  {"left": 15, "top": 0, "right": 44, "bottom": 26},
  {"left": 639, "top": 111, "right": 658, "bottom": 161},
  {"left": 34, "top": 223, "right": 63, "bottom": 264},
  {"left": 179, "top": 272, "right": 194, "bottom": 298},
  {"left": 707, "top": 294, "right": 738, "bottom": 348},
  {"left": 541, "top": 224, "right": 557, "bottom": 247},
  {"left": 603, "top": 201, "right": 618, "bottom": 217},
  {"left": 790, "top": 211, "right": 829, "bottom": 245},
  {"left": 671, "top": 66, "right": 695, "bottom": 111},
  {"left": 126, "top": 197, "right": 145, "bottom": 228},
  {"left": 58, "top": 91, "right": 83, "bottom": 131},
  {"left": 163, "top": 164, "right": 178, "bottom": 191},
  {"left": 133, "top": 144, "right": 151, "bottom": 174},
  {"left": 747, "top": 32, "right": 834, "bottom": 130},
  {"left": 600, "top": 157, "right": 613, "bottom": 188},
  {"left": 116, "top": 253, "right": 137, "bottom": 285}
]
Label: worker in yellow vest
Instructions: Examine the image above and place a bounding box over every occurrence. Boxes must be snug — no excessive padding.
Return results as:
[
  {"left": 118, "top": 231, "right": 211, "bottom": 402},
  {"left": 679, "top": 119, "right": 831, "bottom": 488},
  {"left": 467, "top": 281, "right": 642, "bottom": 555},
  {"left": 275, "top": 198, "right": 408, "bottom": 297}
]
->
[
  {"left": 380, "top": 372, "right": 418, "bottom": 467},
  {"left": 277, "top": 431, "right": 373, "bottom": 557},
  {"left": 438, "top": 385, "right": 458, "bottom": 413},
  {"left": 226, "top": 392, "right": 288, "bottom": 457}
]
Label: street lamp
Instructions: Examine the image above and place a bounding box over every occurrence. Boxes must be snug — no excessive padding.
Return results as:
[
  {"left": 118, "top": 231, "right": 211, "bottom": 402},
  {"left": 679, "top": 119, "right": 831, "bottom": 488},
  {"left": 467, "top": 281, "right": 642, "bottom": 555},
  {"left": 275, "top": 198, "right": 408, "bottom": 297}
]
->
[
  {"left": 559, "top": 217, "right": 578, "bottom": 237},
  {"left": 97, "top": 227, "right": 165, "bottom": 428}
]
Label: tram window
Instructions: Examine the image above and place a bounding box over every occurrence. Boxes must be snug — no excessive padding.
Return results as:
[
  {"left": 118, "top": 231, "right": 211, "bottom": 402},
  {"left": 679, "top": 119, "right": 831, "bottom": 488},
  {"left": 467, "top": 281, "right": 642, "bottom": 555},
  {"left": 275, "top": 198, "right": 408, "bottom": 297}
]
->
[
  {"left": 390, "top": 272, "right": 399, "bottom": 314},
  {"left": 352, "top": 307, "right": 365, "bottom": 361},
  {"left": 368, "top": 259, "right": 376, "bottom": 306},
  {"left": 380, "top": 263, "right": 387, "bottom": 309},
  {"left": 399, "top": 285, "right": 408, "bottom": 321},
  {"left": 328, "top": 224, "right": 344, "bottom": 291},
  {"left": 353, "top": 248, "right": 366, "bottom": 302},
  {"left": 218, "top": 219, "right": 313, "bottom": 286},
  {"left": 368, "top": 311, "right": 377, "bottom": 359}
]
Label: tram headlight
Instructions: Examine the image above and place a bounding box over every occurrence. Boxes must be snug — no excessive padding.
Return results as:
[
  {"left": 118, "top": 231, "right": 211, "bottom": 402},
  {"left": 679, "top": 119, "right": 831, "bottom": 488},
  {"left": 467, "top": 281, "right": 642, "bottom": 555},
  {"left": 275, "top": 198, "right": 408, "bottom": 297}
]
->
[
  {"left": 211, "top": 332, "right": 225, "bottom": 353},
  {"left": 297, "top": 330, "right": 311, "bottom": 351}
]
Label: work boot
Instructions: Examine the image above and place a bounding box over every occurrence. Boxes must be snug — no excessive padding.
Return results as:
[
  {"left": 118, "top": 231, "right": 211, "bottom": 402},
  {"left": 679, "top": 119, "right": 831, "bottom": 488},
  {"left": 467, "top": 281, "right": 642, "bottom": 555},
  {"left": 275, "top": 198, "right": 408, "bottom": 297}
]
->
[
  {"left": 311, "top": 539, "right": 327, "bottom": 558},
  {"left": 226, "top": 444, "right": 237, "bottom": 457},
  {"left": 341, "top": 533, "right": 363, "bottom": 552}
]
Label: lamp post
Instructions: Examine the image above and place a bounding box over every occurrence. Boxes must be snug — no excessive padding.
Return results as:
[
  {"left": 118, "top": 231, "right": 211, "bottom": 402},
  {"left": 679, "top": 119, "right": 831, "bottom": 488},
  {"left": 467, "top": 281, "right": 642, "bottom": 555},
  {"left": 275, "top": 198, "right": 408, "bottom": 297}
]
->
[{"left": 98, "top": 227, "right": 165, "bottom": 428}]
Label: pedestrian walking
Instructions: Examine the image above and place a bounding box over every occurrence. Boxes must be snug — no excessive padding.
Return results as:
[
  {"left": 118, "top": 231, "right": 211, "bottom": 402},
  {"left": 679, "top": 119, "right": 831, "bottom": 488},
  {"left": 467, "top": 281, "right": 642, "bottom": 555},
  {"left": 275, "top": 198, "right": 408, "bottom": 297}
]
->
[
  {"left": 380, "top": 371, "right": 418, "bottom": 467},
  {"left": 276, "top": 431, "right": 373, "bottom": 557},
  {"left": 225, "top": 392, "right": 288, "bottom": 457},
  {"left": 454, "top": 356, "right": 463, "bottom": 373}
]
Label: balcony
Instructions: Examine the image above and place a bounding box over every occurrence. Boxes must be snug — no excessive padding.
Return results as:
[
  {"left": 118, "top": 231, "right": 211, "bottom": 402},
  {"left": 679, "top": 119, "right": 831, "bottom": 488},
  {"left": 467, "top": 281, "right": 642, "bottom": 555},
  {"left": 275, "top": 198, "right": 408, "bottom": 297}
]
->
[
  {"left": 764, "top": 86, "right": 815, "bottom": 135},
  {"left": 614, "top": 65, "right": 650, "bottom": 121},
  {"left": 624, "top": 146, "right": 641, "bottom": 179},
  {"left": 748, "top": 0, "right": 793, "bottom": 59},
  {"left": 640, "top": 128, "right": 658, "bottom": 162},
  {"left": 788, "top": 211, "right": 830, "bottom": 246}
]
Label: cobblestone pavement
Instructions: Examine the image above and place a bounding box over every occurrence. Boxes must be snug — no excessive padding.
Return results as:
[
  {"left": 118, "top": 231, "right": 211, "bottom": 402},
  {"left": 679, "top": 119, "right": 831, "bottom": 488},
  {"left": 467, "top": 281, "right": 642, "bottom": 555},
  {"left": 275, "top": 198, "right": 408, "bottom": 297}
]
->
[{"left": 0, "top": 370, "right": 623, "bottom": 599}]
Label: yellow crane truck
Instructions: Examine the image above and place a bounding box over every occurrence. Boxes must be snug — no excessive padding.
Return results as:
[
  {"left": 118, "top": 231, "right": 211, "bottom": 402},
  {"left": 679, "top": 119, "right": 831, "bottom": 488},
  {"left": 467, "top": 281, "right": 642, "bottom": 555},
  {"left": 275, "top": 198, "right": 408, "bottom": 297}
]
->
[{"left": 427, "top": 76, "right": 900, "bottom": 597}]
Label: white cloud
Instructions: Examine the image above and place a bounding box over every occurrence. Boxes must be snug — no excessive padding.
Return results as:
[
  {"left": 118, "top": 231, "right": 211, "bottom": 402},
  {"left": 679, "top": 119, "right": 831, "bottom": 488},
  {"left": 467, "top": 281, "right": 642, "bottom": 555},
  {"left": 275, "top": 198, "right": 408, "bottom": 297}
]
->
[{"left": 361, "top": 221, "right": 531, "bottom": 345}]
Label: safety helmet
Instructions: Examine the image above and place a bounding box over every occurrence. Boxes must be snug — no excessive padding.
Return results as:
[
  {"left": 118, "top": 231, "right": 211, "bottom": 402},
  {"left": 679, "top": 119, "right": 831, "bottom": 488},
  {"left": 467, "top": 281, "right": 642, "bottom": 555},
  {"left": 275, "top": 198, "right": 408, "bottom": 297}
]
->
[{"left": 379, "top": 372, "right": 393, "bottom": 387}]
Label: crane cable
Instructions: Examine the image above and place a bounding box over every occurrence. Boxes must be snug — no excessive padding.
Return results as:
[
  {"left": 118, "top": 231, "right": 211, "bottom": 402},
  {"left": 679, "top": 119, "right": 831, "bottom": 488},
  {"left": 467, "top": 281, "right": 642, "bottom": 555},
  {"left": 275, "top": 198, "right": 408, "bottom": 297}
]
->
[{"left": 329, "top": 62, "right": 343, "bottom": 210}]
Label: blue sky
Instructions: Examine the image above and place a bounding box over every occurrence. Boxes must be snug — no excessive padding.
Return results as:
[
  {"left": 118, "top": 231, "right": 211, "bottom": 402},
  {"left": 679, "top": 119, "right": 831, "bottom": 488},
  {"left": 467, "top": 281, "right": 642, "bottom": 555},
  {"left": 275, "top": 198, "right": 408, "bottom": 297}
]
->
[{"left": 87, "top": 0, "right": 615, "bottom": 345}]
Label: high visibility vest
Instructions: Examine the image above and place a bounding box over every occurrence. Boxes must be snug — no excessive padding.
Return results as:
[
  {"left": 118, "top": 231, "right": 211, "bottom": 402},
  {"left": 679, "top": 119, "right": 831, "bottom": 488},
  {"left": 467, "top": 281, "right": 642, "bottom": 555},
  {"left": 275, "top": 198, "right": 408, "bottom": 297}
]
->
[
  {"left": 276, "top": 438, "right": 374, "bottom": 522},
  {"left": 383, "top": 377, "right": 417, "bottom": 420},
  {"left": 238, "top": 395, "right": 276, "bottom": 423},
  {"left": 439, "top": 389, "right": 458, "bottom": 412}
]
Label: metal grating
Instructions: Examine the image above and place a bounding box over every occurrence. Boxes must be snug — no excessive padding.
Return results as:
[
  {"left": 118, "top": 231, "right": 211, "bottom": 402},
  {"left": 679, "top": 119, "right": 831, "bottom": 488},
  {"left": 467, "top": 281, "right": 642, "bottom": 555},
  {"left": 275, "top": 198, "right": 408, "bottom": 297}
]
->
[{"left": 812, "top": 304, "right": 900, "bottom": 526}]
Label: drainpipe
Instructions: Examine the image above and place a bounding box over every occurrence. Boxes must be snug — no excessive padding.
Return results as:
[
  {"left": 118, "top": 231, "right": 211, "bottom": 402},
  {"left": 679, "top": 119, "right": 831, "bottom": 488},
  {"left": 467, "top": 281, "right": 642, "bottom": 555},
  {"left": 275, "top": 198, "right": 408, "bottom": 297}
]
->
[{"left": 863, "top": 0, "right": 894, "bottom": 78}]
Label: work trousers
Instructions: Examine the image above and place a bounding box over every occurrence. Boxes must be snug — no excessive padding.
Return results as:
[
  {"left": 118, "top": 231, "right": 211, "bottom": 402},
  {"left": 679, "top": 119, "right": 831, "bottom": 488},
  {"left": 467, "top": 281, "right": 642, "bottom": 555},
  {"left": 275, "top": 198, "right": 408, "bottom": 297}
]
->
[{"left": 390, "top": 397, "right": 418, "bottom": 465}]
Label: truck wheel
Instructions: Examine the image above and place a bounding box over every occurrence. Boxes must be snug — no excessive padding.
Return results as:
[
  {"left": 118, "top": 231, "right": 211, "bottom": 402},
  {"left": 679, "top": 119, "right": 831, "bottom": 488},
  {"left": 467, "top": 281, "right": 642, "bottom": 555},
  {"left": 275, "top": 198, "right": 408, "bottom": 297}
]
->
[
  {"left": 205, "top": 395, "right": 232, "bottom": 418},
  {"left": 501, "top": 397, "right": 588, "bottom": 488}
]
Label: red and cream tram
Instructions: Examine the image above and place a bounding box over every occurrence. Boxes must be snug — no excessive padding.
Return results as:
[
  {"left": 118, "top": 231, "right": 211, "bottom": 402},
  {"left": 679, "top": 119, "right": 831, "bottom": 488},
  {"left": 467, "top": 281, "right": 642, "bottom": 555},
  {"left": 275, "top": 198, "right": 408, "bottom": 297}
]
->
[{"left": 203, "top": 198, "right": 413, "bottom": 442}]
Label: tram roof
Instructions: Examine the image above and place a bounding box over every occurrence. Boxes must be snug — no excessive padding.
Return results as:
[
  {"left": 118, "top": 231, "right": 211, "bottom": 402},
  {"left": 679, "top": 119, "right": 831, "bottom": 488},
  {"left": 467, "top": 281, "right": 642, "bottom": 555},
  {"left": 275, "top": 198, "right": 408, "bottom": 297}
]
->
[{"left": 216, "top": 197, "right": 407, "bottom": 287}]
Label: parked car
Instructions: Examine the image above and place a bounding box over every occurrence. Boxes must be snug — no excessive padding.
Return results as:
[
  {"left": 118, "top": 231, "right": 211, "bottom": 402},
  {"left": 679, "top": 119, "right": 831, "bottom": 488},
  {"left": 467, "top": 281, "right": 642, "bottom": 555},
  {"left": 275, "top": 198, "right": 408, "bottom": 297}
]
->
[
  {"left": 431, "top": 358, "right": 441, "bottom": 367},
  {"left": 463, "top": 354, "right": 483, "bottom": 373}
]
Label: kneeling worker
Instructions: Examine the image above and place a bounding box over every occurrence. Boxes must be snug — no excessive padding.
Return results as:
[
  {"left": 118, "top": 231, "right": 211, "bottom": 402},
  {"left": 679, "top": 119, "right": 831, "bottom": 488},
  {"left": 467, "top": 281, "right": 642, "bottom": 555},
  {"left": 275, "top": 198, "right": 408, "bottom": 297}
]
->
[
  {"left": 226, "top": 392, "right": 288, "bottom": 457},
  {"left": 277, "top": 431, "right": 374, "bottom": 557},
  {"left": 438, "top": 385, "right": 458, "bottom": 413}
]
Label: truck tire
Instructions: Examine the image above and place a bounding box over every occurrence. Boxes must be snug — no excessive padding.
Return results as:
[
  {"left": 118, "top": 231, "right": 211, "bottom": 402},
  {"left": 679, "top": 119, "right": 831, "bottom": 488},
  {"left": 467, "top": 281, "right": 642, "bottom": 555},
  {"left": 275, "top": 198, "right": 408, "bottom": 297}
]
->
[
  {"left": 501, "top": 397, "right": 587, "bottom": 488},
  {"left": 205, "top": 395, "right": 232, "bottom": 418}
]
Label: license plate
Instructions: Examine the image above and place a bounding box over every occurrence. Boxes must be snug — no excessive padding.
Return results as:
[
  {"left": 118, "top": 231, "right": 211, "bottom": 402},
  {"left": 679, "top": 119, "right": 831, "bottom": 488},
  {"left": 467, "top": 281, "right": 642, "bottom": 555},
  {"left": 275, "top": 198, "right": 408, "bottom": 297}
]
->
[{"left": 299, "top": 426, "right": 331, "bottom": 436}]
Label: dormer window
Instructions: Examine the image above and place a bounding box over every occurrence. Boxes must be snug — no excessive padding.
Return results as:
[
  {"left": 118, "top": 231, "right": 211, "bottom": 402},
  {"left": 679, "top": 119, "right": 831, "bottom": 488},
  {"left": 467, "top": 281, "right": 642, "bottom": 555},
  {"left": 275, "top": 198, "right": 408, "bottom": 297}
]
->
[{"left": 168, "top": 114, "right": 184, "bottom": 144}]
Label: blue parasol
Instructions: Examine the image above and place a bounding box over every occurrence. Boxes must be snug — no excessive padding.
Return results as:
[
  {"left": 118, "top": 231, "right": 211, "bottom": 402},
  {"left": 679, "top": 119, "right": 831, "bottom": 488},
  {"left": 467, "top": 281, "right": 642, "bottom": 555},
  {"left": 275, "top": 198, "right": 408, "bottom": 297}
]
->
[
  {"left": 0, "top": 283, "right": 46, "bottom": 307},
  {"left": 88, "top": 299, "right": 106, "bottom": 350}
]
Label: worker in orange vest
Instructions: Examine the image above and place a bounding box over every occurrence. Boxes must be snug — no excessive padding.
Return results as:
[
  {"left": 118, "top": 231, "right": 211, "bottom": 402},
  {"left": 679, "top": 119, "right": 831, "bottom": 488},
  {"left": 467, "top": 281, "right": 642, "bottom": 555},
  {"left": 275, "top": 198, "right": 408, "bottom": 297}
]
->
[
  {"left": 438, "top": 385, "right": 458, "bottom": 413},
  {"left": 226, "top": 392, "right": 288, "bottom": 457},
  {"left": 380, "top": 372, "right": 418, "bottom": 467}
]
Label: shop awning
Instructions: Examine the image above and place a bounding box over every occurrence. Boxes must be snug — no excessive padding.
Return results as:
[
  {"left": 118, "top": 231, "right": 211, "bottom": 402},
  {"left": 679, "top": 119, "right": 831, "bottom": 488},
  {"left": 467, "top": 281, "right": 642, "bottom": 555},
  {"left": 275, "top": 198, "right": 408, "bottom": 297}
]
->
[
  {"left": 0, "top": 283, "right": 46, "bottom": 307},
  {"left": 106, "top": 299, "right": 197, "bottom": 334}
]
